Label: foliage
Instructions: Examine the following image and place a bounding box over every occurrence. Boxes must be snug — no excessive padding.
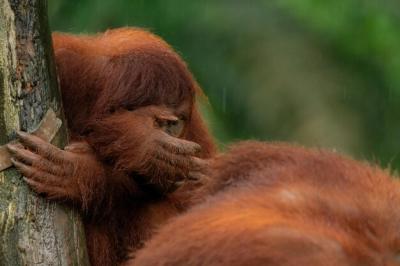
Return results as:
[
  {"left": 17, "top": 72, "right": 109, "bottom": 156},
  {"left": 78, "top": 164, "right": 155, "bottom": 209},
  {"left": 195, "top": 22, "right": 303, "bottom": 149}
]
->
[{"left": 49, "top": 0, "right": 400, "bottom": 169}]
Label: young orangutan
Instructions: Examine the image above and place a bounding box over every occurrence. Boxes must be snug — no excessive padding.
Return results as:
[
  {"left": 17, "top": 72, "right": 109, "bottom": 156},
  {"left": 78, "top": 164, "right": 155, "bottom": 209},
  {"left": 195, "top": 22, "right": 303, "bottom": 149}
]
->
[
  {"left": 7, "top": 28, "right": 215, "bottom": 266},
  {"left": 128, "top": 142, "right": 400, "bottom": 266}
]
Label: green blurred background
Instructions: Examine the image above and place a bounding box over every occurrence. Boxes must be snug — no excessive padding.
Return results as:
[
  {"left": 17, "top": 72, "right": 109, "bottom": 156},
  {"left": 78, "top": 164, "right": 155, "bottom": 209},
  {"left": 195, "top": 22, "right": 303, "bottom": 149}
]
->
[{"left": 49, "top": 0, "right": 400, "bottom": 169}]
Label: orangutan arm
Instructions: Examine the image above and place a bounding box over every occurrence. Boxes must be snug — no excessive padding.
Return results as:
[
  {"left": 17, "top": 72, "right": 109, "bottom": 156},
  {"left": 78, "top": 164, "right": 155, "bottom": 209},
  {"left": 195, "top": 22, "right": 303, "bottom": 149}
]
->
[{"left": 7, "top": 106, "right": 208, "bottom": 209}]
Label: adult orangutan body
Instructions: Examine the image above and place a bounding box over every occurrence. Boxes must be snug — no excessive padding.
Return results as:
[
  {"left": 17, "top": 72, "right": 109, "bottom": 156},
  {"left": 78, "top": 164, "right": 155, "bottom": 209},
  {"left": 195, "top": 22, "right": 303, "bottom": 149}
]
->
[
  {"left": 129, "top": 142, "right": 400, "bottom": 266},
  {"left": 7, "top": 28, "right": 215, "bottom": 266}
]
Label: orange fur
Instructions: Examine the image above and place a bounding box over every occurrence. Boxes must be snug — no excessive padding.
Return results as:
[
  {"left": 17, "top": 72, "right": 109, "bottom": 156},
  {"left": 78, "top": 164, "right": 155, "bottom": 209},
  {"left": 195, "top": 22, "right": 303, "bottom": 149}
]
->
[
  {"left": 9, "top": 28, "right": 216, "bottom": 266},
  {"left": 128, "top": 142, "right": 400, "bottom": 266},
  {"left": 53, "top": 28, "right": 216, "bottom": 265},
  {"left": 15, "top": 27, "right": 395, "bottom": 266}
]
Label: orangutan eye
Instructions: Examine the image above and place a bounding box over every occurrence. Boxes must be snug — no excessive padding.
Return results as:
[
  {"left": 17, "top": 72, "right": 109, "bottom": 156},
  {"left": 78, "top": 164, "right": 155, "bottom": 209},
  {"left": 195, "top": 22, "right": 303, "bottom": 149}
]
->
[
  {"left": 164, "top": 119, "right": 185, "bottom": 137},
  {"left": 157, "top": 117, "right": 185, "bottom": 137}
]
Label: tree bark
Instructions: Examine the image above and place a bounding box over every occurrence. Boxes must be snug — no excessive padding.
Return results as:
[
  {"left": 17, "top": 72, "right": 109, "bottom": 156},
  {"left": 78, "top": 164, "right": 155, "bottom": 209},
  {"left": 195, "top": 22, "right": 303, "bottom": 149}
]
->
[{"left": 0, "top": 0, "right": 89, "bottom": 265}]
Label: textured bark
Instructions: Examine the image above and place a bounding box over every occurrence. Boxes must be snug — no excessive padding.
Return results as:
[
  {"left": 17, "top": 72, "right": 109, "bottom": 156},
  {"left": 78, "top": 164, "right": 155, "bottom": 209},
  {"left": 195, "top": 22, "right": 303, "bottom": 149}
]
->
[{"left": 0, "top": 0, "right": 89, "bottom": 265}]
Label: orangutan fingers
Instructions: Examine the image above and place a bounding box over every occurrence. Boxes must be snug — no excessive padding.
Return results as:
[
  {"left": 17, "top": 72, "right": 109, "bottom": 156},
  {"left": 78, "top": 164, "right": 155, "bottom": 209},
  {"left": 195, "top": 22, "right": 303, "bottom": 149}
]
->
[
  {"left": 186, "top": 158, "right": 210, "bottom": 181},
  {"left": 156, "top": 133, "right": 201, "bottom": 155},
  {"left": 23, "top": 177, "right": 50, "bottom": 194},
  {"left": 33, "top": 159, "right": 68, "bottom": 177},
  {"left": 16, "top": 131, "right": 46, "bottom": 151},
  {"left": 23, "top": 177, "right": 68, "bottom": 199},
  {"left": 187, "top": 171, "right": 208, "bottom": 181},
  {"left": 11, "top": 158, "right": 38, "bottom": 179},
  {"left": 8, "top": 144, "right": 68, "bottom": 176},
  {"left": 147, "top": 158, "right": 187, "bottom": 179},
  {"left": 152, "top": 149, "right": 210, "bottom": 181},
  {"left": 190, "top": 157, "right": 210, "bottom": 172},
  {"left": 154, "top": 151, "right": 192, "bottom": 169},
  {"left": 7, "top": 144, "right": 41, "bottom": 166},
  {"left": 156, "top": 147, "right": 208, "bottom": 169},
  {"left": 164, "top": 180, "right": 185, "bottom": 193},
  {"left": 144, "top": 162, "right": 186, "bottom": 194},
  {"left": 16, "top": 131, "right": 65, "bottom": 162},
  {"left": 11, "top": 157, "right": 69, "bottom": 186}
]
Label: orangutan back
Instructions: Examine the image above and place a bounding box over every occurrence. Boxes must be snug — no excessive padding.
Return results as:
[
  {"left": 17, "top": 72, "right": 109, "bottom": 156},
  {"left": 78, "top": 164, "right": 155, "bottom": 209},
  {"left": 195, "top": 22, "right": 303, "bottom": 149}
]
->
[{"left": 129, "top": 141, "right": 400, "bottom": 266}]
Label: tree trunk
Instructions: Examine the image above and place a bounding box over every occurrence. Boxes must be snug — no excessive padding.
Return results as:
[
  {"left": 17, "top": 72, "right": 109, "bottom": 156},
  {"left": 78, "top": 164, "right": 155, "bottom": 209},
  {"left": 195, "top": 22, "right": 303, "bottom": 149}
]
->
[{"left": 0, "top": 0, "right": 89, "bottom": 265}]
